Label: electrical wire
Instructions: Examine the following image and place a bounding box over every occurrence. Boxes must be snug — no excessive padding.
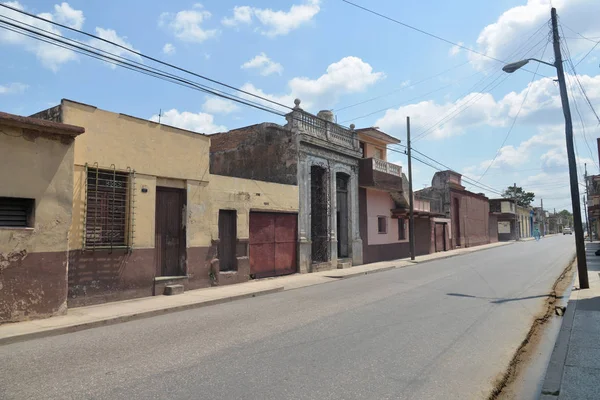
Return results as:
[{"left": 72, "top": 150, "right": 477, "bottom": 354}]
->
[
  {"left": 334, "top": 60, "right": 471, "bottom": 112},
  {"left": 476, "top": 39, "right": 550, "bottom": 182},
  {"left": 413, "top": 32, "right": 552, "bottom": 142},
  {"left": 0, "top": 2, "right": 294, "bottom": 113},
  {"left": 341, "top": 0, "right": 549, "bottom": 77}
]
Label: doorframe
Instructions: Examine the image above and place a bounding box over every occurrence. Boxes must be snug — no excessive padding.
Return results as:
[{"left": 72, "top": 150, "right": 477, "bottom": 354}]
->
[{"left": 155, "top": 186, "right": 187, "bottom": 277}]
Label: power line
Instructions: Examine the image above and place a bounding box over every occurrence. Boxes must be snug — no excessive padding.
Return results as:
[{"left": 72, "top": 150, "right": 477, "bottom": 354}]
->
[
  {"left": 0, "top": 2, "right": 294, "bottom": 113},
  {"left": 413, "top": 33, "right": 552, "bottom": 142},
  {"left": 341, "top": 0, "right": 549, "bottom": 77},
  {"left": 334, "top": 60, "right": 471, "bottom": 112},
  {"left": 477, "top": 40, "right": 550, "bottom": 181}
]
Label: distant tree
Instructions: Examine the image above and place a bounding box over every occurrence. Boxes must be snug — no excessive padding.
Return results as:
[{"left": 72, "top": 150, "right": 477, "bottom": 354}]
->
[{"left": 502, "top": 186, "right": 535, "bottom": 207}]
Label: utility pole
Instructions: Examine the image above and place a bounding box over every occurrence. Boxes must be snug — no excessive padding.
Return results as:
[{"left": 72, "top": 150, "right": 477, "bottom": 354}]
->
[
  {"left": 514, "top": 183, "right": 519, "bottom": 240},
  {"left": 407, "top": 116, "right": 415, "bottom": 261},
  {"left": 585, "top": 163, "right": 592, "bottom": 242},
  {"left": 551, "top": 7, "right": 589, "bottom": 289}
]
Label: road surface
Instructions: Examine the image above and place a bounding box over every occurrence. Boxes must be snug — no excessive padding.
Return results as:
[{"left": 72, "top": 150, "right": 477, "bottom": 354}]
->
[{"left": 0, "top": 236, "right": 575, "bottom": 400}]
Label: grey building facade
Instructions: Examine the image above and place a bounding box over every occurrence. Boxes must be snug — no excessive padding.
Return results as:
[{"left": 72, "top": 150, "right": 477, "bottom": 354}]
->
[{"left": 210, "top": 99, "right": 363, "bottom": 273}]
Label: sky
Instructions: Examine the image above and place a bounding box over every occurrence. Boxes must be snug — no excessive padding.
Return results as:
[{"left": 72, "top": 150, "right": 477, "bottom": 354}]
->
[{"left": 1, "top": 0, "right": 600, "bottom": 215}]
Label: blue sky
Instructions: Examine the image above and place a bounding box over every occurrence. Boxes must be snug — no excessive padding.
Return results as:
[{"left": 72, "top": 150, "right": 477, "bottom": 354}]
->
[{"left": 1, "top": 0, "right": 600, "bottom": 214}]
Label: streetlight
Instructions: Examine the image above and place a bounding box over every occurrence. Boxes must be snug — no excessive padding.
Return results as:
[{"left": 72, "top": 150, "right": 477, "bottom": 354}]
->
[
  {"left": 501, "top": 7, "right": 589, "bottom": 289},
  {"left": 502, "top": 58, "right": 555, "bottom": 73}
]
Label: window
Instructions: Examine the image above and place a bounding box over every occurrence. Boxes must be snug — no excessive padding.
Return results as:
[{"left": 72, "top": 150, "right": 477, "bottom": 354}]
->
[
  {"left": 0, "top": 197, "right": 34, "bottom": 228},
  {"left": 374, "top": 148, "right": 384, "bottom": 160},
  {"left": 359, "top": 141, "right": 366, "bottom": 158},
  {"left": 398, "top": 218, "right": 406, "bottom": 240},
  {"left": 85, "top": 167, "right": 133, "bottom": 248},
  {"left": 377, "top": 216, "right": 387, "bottom": 234}
]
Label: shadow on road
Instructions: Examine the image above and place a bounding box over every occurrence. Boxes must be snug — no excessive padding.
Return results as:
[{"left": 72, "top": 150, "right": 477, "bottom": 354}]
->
[{"left": 446, "top": 292, "right": 562, "bottom": 304}]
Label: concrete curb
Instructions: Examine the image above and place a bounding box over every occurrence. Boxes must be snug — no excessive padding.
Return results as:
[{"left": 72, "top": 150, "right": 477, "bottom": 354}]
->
[
  {"left": 0, "top": 287, "right": 284, "bottom": 346},
  {"left": 323, "top": 266, "right": 397, "bottom": 279},
  {"left": 539, "top": 274, "right": 578, "bottom": 399}
]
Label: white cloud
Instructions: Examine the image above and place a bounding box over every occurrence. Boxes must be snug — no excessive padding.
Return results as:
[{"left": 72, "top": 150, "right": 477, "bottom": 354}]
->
[
  {"left": 53, "top": 2, "right": 84, "bottom": 29},
  {"left": 221, "top": 6, "right": 253, "bottom": 27},
  {"left": 221, "top": 0, "right": 320, "bottom": 37},
  {"left": 375, "top": 73, "right": 600, "bottom": 141},
  {"left": 90, "top": 27, "right": 141, "bottom": 69},
  {"left": 0, "top": 82, "right": 28, "bottom": 94},
  {"left": 468, "top": 0, "right": 600, "bottom": 70},
  {"left": 241, "top": 52, "right": 283, "bottom": 76},
  {"left": 150, "top": 109, "right": 226, "bottom": 134},
  {"left": 0, "top": 1, "right": 80, "bottom": 71},
  {"left": 159, "top": 6, "right": 218, "bottom": 43},
  {"left": 162, "top": 43, "right": 175, "bottom": 55},
  {"left": 241, "top": 56, "right": 384, "bottom": 111},
  {"left": 202, "top": 97, "right": 239, "bottom": 114},
  {"left": 449, "top": 42, "right": 463, "bottom": 56}
]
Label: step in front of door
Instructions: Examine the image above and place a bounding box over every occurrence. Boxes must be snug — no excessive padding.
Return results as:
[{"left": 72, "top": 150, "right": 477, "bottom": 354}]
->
[
  {"left": 164, "top": 284, "right": 185, "bottom": 296},
  {"left": 153, "top": 276, "right": 189, "bottom": 296}
]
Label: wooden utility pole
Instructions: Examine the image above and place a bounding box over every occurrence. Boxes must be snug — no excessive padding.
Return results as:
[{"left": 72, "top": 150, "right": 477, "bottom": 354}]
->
[
  {"left": 407, "top": 117, "right": 415, "bottom": 261},
  {"left": 541, "top": 198, "right": 544, "bottom": 236},
  {"left": 513, "top": 182, "right": 521, "bottom": 240},
  {"left": 585, "top": 163, "right": 592, "bottom": 242},
  {"left": 551, "top": 7, "right": 589, "bottom": 288}
]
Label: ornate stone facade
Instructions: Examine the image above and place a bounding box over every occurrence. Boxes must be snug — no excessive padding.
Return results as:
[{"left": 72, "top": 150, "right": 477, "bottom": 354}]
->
[{"left": 287, "top": 100, "right": 363, "bottom": 273}]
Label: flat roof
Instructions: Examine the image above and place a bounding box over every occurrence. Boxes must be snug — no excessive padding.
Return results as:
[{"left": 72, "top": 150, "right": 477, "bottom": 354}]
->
[{"left": 0, "top": 111, "right": 84, "bottom": 136}]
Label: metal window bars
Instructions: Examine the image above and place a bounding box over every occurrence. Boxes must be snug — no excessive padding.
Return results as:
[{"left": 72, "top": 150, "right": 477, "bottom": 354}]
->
[{"left": 83, "top": 163, "right": 136, "bottom": 253}]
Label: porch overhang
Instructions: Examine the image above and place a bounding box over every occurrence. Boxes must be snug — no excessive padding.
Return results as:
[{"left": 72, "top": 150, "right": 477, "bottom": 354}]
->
[{"left": 391, "top": 208, "right": 445, "bottom": 218}]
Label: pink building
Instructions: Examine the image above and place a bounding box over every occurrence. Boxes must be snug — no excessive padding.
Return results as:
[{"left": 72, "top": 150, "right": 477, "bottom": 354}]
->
[{"left": 357, "top": 128, "right": 448, "bottom": 264}]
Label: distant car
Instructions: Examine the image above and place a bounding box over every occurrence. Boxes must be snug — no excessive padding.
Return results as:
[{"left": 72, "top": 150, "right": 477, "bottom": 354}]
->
[{"left": 563, "top": 228, "right": 572, "bottom": 235}]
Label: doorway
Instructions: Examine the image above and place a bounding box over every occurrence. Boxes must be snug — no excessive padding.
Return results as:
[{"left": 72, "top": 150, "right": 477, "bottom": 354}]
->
[
  {"left": 336, "top": 173, "right": 350, "bottom": 258},
  {"left": 218, "top": 210, "right": 237, "bottom": 271},
  {"left": 453, "top": 197, "right": 461, "bottom": 247},
  {"left": 311, "top": 166, "right": 328, "bottom": 262},
  {"left": 155, "top": 187, "right": 186, "bottom": 276}
]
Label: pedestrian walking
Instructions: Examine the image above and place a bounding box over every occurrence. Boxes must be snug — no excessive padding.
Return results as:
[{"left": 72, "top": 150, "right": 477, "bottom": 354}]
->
[{"left": 534, "top": 228, "right": 541, "bottom": 241}]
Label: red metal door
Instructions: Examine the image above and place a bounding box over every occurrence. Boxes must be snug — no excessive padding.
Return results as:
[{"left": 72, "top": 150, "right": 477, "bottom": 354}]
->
[
  {"left": 250, "top": 212, "right": 297, "bottom": 278},
  {"left": 155, "top": 187, "right": 186, "bottom": 276}
]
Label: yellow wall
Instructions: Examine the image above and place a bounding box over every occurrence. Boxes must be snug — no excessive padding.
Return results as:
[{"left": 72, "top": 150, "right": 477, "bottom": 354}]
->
[
  {"left": 0, "top": 125, "right": 75, "bottom": 254},
  {"left": 63, "top": 100, "right": 299, "bottom": 252},
  {"left": 500, "top": 201, "right": 514, "bottom": 213},
  {"left": 358, "top": 133, "right": 388, "bottom": 161},
  {"left": 62, "top": 100, "right": 210, "bottom": 180},
  {"left": 206, "top": 174, "right": 299, "bottom": 241}
]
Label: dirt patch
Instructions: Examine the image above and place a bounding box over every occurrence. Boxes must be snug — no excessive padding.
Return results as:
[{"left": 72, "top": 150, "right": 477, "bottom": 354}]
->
[{"left": 487, "top": 256, "right": 576, "bottom": 400}]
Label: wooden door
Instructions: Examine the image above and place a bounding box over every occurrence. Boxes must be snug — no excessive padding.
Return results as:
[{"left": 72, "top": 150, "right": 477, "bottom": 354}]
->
[
  {"left": 435, "top": 223, "right": 446, "bottom": 252},
  {"left": 218, "top": 210, "right": 237, "bottom": 271},
  {"left": 155, "top": 187, "right": 186, "bottom": 276}
]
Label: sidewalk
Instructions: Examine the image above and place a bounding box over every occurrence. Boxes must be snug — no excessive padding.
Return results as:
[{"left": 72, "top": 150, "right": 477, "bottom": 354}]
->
[
  {"left": 540, "top": 242, "right": 600, "bottom": 400},
  {"left": 0, "top": 240, "right": 512, "bottom": 345}
]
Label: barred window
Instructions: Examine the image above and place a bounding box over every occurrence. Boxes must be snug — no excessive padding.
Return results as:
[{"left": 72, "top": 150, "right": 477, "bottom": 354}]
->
[{"left": 85, "top": 167, "right": 133, "bottom": 249}]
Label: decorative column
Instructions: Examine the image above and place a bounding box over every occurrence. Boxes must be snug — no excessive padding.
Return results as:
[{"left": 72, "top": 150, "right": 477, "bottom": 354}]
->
[
  {"left": 350, "top": 166, "right": 363, "bottom": 265},
  {"left": 297, "top": 155, "right": 311, "bottom": 274}
]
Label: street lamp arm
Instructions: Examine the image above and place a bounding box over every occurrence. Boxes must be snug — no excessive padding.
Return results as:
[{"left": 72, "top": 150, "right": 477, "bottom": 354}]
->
[{"left": 527, "top": 58, "right": 556, "bottom": 68}]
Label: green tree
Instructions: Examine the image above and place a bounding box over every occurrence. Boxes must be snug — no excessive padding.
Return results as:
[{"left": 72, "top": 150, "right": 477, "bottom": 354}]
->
[{"left": 502, "top": 186, "right": 535, "bottom": 207}]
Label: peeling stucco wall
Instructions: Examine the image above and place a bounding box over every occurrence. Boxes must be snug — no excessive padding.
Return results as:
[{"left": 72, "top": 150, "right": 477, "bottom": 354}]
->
[{"left": 0, "top": 124, "right": 75, "bottom": 323}]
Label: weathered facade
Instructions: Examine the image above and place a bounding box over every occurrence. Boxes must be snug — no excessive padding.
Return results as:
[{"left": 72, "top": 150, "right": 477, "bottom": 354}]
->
[
  {"left": 33, "top": 100, "right": 298, "bottom": 306},
  {"left": 416, "top": 171, "right": 491, "bottom": 249},
  {"left": 0, "top": 111, "right": 84, "bottom": 322},
  {"left": 356, "top": 128, "right": 447, "bottom": 263},
  {"left": 211, "top": 100, "right": 363, "bottom": 273},
  {"left": 489, "top": 199, "right": 519, "bottom": 241}
]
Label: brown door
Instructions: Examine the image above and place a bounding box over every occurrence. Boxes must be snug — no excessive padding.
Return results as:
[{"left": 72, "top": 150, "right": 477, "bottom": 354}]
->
[
  {"left": 435, "top": 223, "right": 446, "bottom": 252},
  {"left": 155, "top": 187, "right": 186, "bottom": 276},
  {"left": 453, "top": 197, "right": 461, "bottom": 246},
  {"left": 250, "top": 212, "right": 297, "bottom": 278},
  {"left": 218, "top": 210, "right": 237, "bottom": 271}
]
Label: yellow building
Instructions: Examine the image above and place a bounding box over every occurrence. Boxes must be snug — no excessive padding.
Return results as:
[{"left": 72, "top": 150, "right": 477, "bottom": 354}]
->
[
  {"left": 32, "top": 100, "right": 299, "bottom": 306},
  {"left": 517, "top": 206, "right": 532, "bottom": 239},
  {"left": 0, "top": 111, "right": 84, "bottom": 322}
]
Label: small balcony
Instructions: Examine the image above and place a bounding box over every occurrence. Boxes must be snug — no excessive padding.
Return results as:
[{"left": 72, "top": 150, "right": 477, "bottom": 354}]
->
[{"left": 359, "top": 157, "right": 403, "bottom": 192}]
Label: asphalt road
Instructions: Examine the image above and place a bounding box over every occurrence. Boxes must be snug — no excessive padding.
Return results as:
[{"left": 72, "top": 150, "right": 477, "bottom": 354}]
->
[{"left": 0, "top": 236, "right": 575, "bottom": 400}]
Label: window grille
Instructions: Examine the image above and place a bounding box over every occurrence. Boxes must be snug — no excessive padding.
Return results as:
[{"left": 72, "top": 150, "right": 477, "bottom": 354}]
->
[
  {"left": 83, "top": 164, "right": 135, "bottom": 251},
  {"left": 0, "top": 197, "right": 34, "bottom": 227}
]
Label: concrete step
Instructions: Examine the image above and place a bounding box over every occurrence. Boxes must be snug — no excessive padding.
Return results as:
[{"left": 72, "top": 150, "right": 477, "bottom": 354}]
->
[
  {"left": 164, "top": 284, "right": 185, "bottom": 296},
  {"left": 311, "top": 262, "right": 333, "bottom": 272},
  {"left": 337, "top": 261, "right": 352, "bottom": 269}
]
